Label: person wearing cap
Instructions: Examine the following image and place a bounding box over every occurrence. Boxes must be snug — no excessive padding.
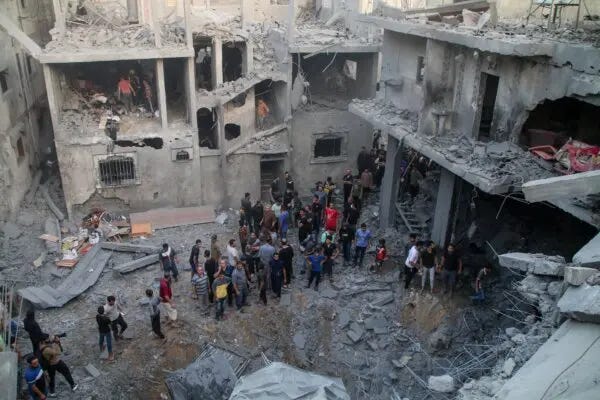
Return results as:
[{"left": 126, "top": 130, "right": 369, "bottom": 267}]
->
[
  {"left": 40, "top": 334, "right": 78, "bottom": 395},
  {"left": 24, "top": 355, "right": 47, "bottom": 400},
  {"left": 279, "top": 238, "right": 294, "bottom": 289},
  {"left": 269, "top": 252, "right": 285, "bottom": 298}
]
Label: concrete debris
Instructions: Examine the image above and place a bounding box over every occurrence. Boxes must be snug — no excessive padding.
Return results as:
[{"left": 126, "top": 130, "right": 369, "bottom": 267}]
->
[
  {"left": 1, "top": 221, "right": 22, "bottom": 239},
  {"left": 501, "top": 358, "right": 516, "bottom": 377},
  {"left": 350, "top": 98, "right": 418, "bottom": 132},
  {"left": 546, "top": 281, "right": 564, "bottom": 298},
  {"left": 114, "top": 254, "right": 158, "bottom": 274},
  {"left": 428, "top": 374, "right": 455, "bottom": 393},
  {"left": 504, "top": 327, "right": 520, "bottom": 338},
  {"left": 572, "top": 232, "right": 600, "bottom": 269},
  {"left": 338, "top": 310, "right": 351, "bottom": 328},
  {"left": 587, "top": 272, "right": 600, "bottom": 286},
  {"left": 428, "top": 328, "right": 451, "bottom": 351},
  {"left": 347, "top": 322, "right": 365, "bottom": 343},
  {"left": 293, "top": 333, "right": 306, "bottom": 350},
  {"left": 229, "top": 362, "right": 350, "bottom": 400},
  {"left": 33, "top": 252, "right": 46, "bottom": 268},
  {"left": 498, "top": 253, "right": 566, "bottom": 276},
  {"left": 84, "top": 363, "right": 102, "bottom": 378},
  {"left": 40, "top": 185, "right": 65, "bottom": 221},
  {"left": 279, "top": 293, "right": 291, "bottom": 306},
  {"left": 100, "top": 242, "right": 161, "bottom": 254},
  {"left": 557, "top": 284, "right": 600, "bottom": 323},
  {"left": 564, "top": 266, "right": 598, "bottom": 286},
  {"left": 215, "top": 212, "right": 229, "bottom": 225},
  {"left": 18, "top": 244, "right": 112, "bottom": 308},
  {"left": 320, "top": 287, "right": 338, "bottom": 299},
  {"left": 370, "top": 292, "right": 394, "bottom": 307}
]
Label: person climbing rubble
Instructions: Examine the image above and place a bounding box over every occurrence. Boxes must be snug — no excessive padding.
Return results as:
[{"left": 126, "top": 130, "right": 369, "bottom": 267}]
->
[
  {"left": 117, "top": 75, "right": 134, "bottom": 112},
  {"left": 257, "top": 98, "right": 270, "bottom": 129},
  {"left": 471, "top": 264, "right": 492, "bottom": 303},
  {"left": 40, "top": 334, "right": 78, "bottom": 395}
]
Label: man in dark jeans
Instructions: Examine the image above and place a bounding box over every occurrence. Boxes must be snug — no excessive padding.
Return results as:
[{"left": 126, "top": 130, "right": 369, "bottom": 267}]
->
[
  {"left": 189, "top": 239, "right": 202, "bottom": 279},
  {"left": 279, "top": 238, "right": 294, "bottom": 288},
  {"left": 311, "top": 195, "right": 322, "bottom": 234},
  {"left": 23, "top": 309, "right": 47, "bottom": 357},
  {"left": 146, "top": 289, "right": 165, "bottom": 339},
  {"left": 204, "top": 250, "right": 217, "bottom": 303},
  {"left": 323, "top": 235, "right": 339, "bottom": 282},
  {"left": 40, "top": 334, "right": 78, "bottom": 395},
  {"left": 306, "top": 246, "right": 325, "bottom": 290},
  {"left": 441, "top": 243, "right": 463, "bottom": 296},
  {"left": 353, "top": 223, "right": 372, "bottom": 268},
  {"left": 338, "top": 223, "right": 354, "bottom": 265},
  {"left": 159, "top": 243, "right": 179, "bottom": 281}
]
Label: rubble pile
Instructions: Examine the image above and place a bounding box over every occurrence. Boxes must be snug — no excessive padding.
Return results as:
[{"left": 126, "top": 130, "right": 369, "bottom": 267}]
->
[
  {"left": 351, "top": 98, "right": 419, "bottom": 132},
  {"left": 45, "top": 25, "right": 158, "bottom": 52}
]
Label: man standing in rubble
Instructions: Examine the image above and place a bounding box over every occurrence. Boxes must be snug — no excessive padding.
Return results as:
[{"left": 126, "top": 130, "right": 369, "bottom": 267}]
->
[
  {"left": 189, "top": 239, "right": 202, "bottom": 279},
  {"left": 279, "top": 238, "right": 294, "bottom": 289},
  {"left": 40, "top": 334, "right": 78, "bottom": 395},
  {"left": 145, "top": 289, "right": 165, "bottom": 339},
  {"left": 159, "top": 243, "right": 179, "bottom": 282},
  {"left": 210, "top": 235, "right": 222, "bottom": 264},
  {"left": 117, "top": 75, "right": 134, "bottom": 112},
  {"left": 241, "top": 192, "right": 253, "bottom": 231},
  {"left": 232, "top": 260, "right": 249, "bottom": 311},
  {"left": 441, "top": 243, "right": 463, "bottom": 296},
  {"left": 342, "top": 169, "right": 354, "bottom": 204},
  {"left": 104, "top": 295, "right": 128, "bottom": 341},
  {"left": 259, "top": 237, "right": 276, "bottom": 290},
  {"left": 353, "top": 223, "right": 372, "bottom": 268},
  {"left": 159, "top": 273, "right": 178, "bottom": 323},
  {"left": 404, "top": 241, "right": 423, "bottom": 290}
]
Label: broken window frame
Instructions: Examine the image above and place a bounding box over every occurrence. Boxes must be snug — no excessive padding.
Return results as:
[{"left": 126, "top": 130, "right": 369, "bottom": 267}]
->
[
  {"left": 94, "top": 153, "right": 140, "bottom": 188},
  {"left": 310, "top": 132, "right": 349, "bottom": 164}
]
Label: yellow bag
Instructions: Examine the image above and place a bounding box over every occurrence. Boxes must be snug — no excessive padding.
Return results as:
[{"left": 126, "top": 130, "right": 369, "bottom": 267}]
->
[{"left": 216, "top": 283, "right": 228, "bottom": 299}]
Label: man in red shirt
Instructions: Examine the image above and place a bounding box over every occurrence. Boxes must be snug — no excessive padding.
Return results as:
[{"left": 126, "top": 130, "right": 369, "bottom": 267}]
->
[
  {"left": 117, "top": 76, "right": 134, "bottom": 112},
  {"left": 324, "top": 204, "right": 339, "bottom": 233},
  {"left": 159, "top": 273, "right": 177, "bottom": 323}
]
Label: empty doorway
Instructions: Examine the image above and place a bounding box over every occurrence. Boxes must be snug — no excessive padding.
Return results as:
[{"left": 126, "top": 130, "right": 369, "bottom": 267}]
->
[
  {"left": 477, "top": 73, "right": 499, "bottom": 140},
  {"left": 260, "top": 158, "right": 285, "bottom": 202}
]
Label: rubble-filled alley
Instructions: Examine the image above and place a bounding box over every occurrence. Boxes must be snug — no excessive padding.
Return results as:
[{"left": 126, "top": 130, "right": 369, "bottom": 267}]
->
[{"left": 2, "top": 0, "right": 600, "bottom": 400}]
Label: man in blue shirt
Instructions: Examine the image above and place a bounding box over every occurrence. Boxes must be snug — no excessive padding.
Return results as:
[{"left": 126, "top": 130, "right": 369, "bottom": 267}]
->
[
  {"left": 353, "top": 223, "right": 372, "bottom": 268},
  {"left": 305, "top": 246, "right": 326, "bottom": 290},
  {"left": 24, "top": 355, "right": 47, "bottom": 400}
]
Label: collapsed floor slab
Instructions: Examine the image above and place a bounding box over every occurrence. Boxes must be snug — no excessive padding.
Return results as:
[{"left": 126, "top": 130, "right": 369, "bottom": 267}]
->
[
  {"left": 557, "top": 284, "right": 600, "bottom": 323},
  {"left": 498, "top": 253, "right": 566, "bottom": 276},
  {"left": 494, "top": 319, "right": 600, "bottom": 400},
  {"left": 19, "top": 244, "right": 112, "bottom": 308},
  {"left": 573, "top": 232, "right": 600, "bottom": 269}
]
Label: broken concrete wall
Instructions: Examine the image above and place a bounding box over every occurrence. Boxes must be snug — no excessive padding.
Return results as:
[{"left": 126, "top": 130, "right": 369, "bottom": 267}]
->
[
  {"left": 223, "top": 153, "right": 262, "bottom": 209},
  {"left": 495, "top": 0, "right": 600, "bottom": 24},
  {"left": 381, "top": 30, "right": 426, "bottom": 112},
  {"left": 0, "top": 0, "right": 53, "bottom": 219},
  {"left": 55, "top": 131, "right": 227, "bottom": 216},
  {"left": 223, "top": 88, "right": 255, "bottom": 146},
  {"left": 414, "top": 36, "right": 600, "bottom": 142},
  {"left": 290, "top": 109, "right": 372, "bottom": 193}
]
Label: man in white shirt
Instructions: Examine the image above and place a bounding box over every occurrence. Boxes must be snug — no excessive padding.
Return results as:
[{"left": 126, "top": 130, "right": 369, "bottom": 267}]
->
[
  {"left": 104, "top": 295, "right": 127, "bottom": 340},
  {"left": 404, "top": 241, "right": 423, "bottom": 290},
  {"left": 226, "top": 239, "right": 239, "bottom": 268}
]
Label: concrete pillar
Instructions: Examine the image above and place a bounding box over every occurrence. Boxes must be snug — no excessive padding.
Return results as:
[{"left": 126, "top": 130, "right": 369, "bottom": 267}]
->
[
  {"left": 212, "top": 37, "right": 223, "bottom": 88},
  {"left": 185, "top": 58, "right": 198, "bottom": 128},
  {"left": 152, "top": 0, "right": 162, "bottom": 47},
  {"left": 127, "top": 0, "right": 139, "bottom": 22},
  {"left": 183, "top": 0, "right": 193, "bottom": 50},
  {"left": 52, "top": 0, "right": 66, "bottom": 33},
  {"left": 156, "top": 59, "right": 168, "bottom": 129},
  {"left": 379, "top": 135, "right": 403, "bottom": 228},
  {"left": 244, "top": 42, "right": 254, "bottom": 75},
  {"left": 431, "top": 168, "right": 456, "bottom": 248},
  {"left": 287, "top": 0, "right": 295, "bottom": 45}
]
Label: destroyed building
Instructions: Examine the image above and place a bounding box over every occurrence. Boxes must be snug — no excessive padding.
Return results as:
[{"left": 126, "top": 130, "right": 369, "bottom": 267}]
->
[
  {"left": 0, "top": 0, "right": 54, "bottom": 218},
  {"left": 8, "top": 0, "right": 381, "bottom": 217},
  {"left": 2, "top": 1, "right": 600, "bottom": 400}
]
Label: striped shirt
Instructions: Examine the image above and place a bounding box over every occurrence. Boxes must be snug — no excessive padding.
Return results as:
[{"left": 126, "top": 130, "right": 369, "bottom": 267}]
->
[{"left": 192, "top": 273, "right": 209, "bottom": 295}]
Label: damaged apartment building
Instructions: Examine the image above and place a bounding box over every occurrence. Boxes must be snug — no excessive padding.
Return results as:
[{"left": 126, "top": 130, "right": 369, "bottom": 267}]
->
[
  {"left": 0, "top": 0, "right": 54, "bottom": 218},
  {"left": 349, "top": 1, "right": 600, "bottom": 252},
  {"left": 3, "top": 0, "right": 381, "bottom": 218}
]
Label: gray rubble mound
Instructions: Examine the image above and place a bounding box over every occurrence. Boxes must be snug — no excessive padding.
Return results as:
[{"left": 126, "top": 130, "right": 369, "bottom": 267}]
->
[{"left": 229, "top": 362, "right": 350, "bottom": 400}]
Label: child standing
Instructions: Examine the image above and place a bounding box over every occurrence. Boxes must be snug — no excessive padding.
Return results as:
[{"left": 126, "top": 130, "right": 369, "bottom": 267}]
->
[{"left": 372, "top": 238, "right": 388, "bottom": 273}]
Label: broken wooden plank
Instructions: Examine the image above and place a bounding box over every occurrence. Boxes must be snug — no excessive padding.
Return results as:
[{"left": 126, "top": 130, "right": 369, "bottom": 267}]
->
[
  {"left": 56, "top": 259, "right": 78, "bottom": 268},
  {"left": 522, "top": 170, "right": 600, "bottom": 203},
  {"left": 114, "top": 254, "right": 158, "bottom": 274},
  {"left": 100, "top": 242, "right": 161, "bottom": 254},
  {"left": 131, "top": 222, "right": 152, "bottom": 237}
]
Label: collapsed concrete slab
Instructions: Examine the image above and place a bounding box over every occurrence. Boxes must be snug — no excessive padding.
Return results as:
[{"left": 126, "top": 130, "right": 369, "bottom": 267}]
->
[
  {"left": 495, "top": 320, "right": 600, "bottom": 400},
  {"left": 428, "top": 374, "right": 454, "bottom": 393},
  {"left": 573, "top": 232, "right": 600, "bottom": 269},
  {"left": 564, "top": 266, "right": 598, "bottom": 286},
  {"left": 229, "top": 362, "right": 350, "bottom": 400},
  {"left": 19, "top": 244, "right": 112, "bottom": 308},
  {"left": 498, "top": 253, "right": 565, "bottom": 276},
  {"left": 100, "top": 242, "right": 161, "bottom": 254},
  {"left": 114, "top": 254, "right": 158, "bottom": 274},
  {"left": 557, "top": 284, "right": 600, "bottom": 323}
]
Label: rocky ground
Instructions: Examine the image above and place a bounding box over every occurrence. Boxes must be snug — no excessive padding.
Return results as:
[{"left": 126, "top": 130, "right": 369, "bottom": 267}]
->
[{"left": 0, "top": 175, "right": 576, "bottom": 400}]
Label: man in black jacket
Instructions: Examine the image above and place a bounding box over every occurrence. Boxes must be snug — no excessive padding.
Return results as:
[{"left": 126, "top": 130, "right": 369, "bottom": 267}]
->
[{"left": 23, "top": 310, "right": 47, "bottom": 356}]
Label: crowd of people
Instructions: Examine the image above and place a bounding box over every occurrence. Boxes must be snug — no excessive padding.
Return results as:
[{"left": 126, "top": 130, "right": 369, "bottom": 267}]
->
[{"left": 17, "top": 139, "right": 493, "bottom": 399}]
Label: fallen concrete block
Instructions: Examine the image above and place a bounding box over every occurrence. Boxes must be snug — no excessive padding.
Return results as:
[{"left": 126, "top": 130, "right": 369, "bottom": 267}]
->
[
  {"left": 338, "top": 310, "right": 350, "bottom": 328},
  {"left": 320, "top": 288, "right": 338, "bottom": 299},
  {"left": 564, "top": 266, "right": 598, "bottom": 286},
  {"left": 502, "top": 358, "right": 516, "bottom": 377},
  {"left": 573, "top": 232, "right": 600, "bottom": 269},
  {"left": 114, "top": 254, "right": 159, "bottom": 274},
  {"left": 100, "top": 242, "right": 161, "bottom": 254},
  {"left": 347, "top": 329, "right": 364, "bottom": 344},
  {"left": 85, "top": 363, "right": 101, "bottom": 378},
  {"left": 499, "top": 253, "right": 565, "bottom": 276},
  {"left": 557, "top": 284, "right": 600, "bottom": 323},
  {"left": 280, "top": 293, "right": 291, "bottom": 306},
  {"left": 428, "top": 374, "right": 454, "bottom": 393},
  {"left": 370, "top": 292, "right": 394, "bottom": 307}
]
